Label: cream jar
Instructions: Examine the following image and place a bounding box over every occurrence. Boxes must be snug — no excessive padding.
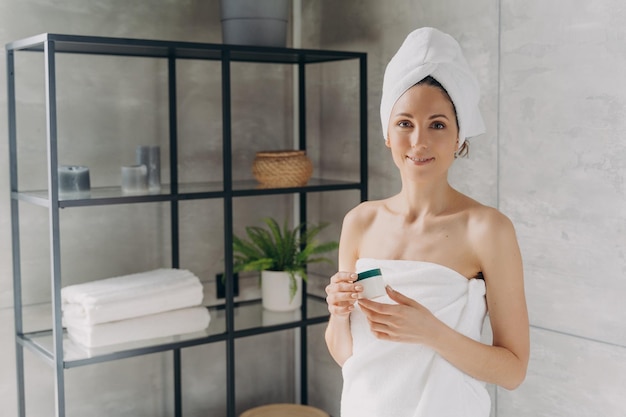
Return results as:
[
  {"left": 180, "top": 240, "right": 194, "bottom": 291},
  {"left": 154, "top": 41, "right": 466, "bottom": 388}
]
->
[{"left": 356, "top": 268, "right": 386, "bottom": 299}]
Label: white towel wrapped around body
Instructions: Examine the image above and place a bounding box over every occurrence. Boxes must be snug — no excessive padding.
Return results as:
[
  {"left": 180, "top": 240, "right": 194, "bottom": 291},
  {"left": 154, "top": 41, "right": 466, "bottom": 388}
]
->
[
  {"left": 62, "top": 268, "right": 204, "bottom": 326},
  {"left": 66, "top": 306, "right": 210, "bottom": 348},
  {"left": 341, "top": 258, "right": 490, "bottom": 417}
]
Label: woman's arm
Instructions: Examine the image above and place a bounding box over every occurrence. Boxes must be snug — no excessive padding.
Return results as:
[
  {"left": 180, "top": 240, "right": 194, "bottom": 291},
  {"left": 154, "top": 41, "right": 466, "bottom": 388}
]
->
[
  {"left": 358, "top": 209, "right": 529, "bottom": 389},
  {"left": 470, "top": 210, "right": 529, "bottom": 388},
  {"left": 324, "top": 207, "right": 363, "bottom": 366},
  {"left": 325, "top": 278, "right": 356, "bottom": 366}
]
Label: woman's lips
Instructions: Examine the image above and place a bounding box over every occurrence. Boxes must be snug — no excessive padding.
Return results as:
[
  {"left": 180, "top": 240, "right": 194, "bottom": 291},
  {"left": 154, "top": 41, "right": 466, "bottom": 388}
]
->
[{"left": 406, "top": 155, "right": 434, "bottom": 164}]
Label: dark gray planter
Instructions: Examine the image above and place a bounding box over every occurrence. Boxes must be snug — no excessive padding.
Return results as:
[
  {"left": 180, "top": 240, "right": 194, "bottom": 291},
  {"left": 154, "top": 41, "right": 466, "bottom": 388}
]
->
[{"left": 220, "top": 0, "right": 290, "bottom": 47}]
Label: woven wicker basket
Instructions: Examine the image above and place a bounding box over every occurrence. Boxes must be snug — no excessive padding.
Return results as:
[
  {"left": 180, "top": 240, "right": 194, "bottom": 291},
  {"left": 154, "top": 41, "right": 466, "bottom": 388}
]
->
[
  {"left": 240, "top": 403, "right": 329, "bottom": 417},
  {"left": 252, "top": 150, "right": 313, "bottom": 187}
]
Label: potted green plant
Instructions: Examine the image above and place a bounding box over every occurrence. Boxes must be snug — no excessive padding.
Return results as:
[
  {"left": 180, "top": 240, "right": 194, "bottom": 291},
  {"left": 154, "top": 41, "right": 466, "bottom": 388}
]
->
[{"left": 232, "top": 217, "right": 338, "bottom": 311}]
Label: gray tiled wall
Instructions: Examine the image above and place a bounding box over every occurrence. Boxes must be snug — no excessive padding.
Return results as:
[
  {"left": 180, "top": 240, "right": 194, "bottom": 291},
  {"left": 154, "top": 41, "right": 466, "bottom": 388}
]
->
[{"left": 498, "top": 0, "right": 626, "bottom": 415}]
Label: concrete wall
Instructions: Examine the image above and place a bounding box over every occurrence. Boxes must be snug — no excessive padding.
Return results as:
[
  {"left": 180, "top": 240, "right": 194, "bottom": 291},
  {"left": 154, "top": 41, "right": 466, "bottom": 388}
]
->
[
  {"left": 1, "top": 0, "right": 625, "bottom": 416},
  {"left": 497, "top": 1, "right": 626, "bottom": 415}
]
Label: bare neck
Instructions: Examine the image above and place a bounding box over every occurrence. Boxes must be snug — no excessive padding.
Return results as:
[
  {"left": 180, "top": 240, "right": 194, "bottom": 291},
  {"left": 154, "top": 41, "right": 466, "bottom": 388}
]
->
[{"left": 392, "top": 178, "right": 459, "bottom": 221}]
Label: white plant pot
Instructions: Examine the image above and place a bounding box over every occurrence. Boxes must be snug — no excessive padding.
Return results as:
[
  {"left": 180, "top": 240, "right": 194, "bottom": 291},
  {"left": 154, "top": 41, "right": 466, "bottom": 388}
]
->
[
  {"left": 262, "top": 308, "right": 301, "bottom": 327},
  {"left": 261, "top": 270, "right": 302, "bottom": 312}
]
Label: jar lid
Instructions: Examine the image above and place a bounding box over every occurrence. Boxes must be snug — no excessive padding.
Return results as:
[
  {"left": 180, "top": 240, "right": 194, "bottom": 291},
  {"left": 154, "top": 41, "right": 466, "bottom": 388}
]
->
[{"left": 356, "top": 268, "right": 382, "bottom": 281}]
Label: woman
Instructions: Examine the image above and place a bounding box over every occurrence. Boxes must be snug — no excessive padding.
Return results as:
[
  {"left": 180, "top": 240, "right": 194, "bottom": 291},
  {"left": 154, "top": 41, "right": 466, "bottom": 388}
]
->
[{"left": 325, "top": 27, "right": 529, "bottom": 417}]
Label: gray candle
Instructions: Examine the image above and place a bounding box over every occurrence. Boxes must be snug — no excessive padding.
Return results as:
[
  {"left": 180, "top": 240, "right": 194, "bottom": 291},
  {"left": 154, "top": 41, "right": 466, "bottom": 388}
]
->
[
  {"left": 136, "top": 145, "right": 161, "bottom": 193},
  {"left": 58, "top": 165, "right": 91, "bottom": 199},
  {"left": 121, "top": 164, "right": 149, "bottom": 195}
]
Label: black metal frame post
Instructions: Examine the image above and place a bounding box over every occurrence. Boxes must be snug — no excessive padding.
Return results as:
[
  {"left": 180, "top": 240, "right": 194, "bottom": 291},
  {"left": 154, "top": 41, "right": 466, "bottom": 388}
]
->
[
  {"left": 359, "top": 55, "right": 368, "bottom": 202},
  {"left": 167, "top": 52, "right": 183, "bottom": 417},
  {"left": 168, "top": 53, "right": 180, "bottom": 268},
  {"left": 44, "top": 39, "right": 66, "bottom": 417},
  {"left": 7, "top": 46, "right": 27, "bottom": 417},
  {"left": 221, "top": 50, "right": 236, "bottom": 417},
  {"left": 297, "top": 57, "right": 309, "bottom": 405}
]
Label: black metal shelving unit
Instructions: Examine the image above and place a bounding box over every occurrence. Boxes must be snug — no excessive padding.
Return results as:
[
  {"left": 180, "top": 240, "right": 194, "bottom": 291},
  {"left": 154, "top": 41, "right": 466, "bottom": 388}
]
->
[{"left": 7, "top": 33, "right": 367, "bottom": 417}]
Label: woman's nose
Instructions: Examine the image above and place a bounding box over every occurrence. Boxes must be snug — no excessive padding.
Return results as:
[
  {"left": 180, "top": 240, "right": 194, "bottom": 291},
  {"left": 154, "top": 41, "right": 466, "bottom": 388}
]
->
[{"left": 410, "top": 129, "right": 427, "bottom": 148}]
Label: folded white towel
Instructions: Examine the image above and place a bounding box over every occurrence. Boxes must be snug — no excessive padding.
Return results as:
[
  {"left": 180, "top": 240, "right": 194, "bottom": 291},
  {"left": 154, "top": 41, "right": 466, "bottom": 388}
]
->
[
  {"left": 66, "top": 306, "right": 210, "bottom": 348},
  {"left": 62, "top": 268, "right": 204, "bottom": 326},
  {"left": 341, "top": 258, "right": 490, "bottom": 417}
]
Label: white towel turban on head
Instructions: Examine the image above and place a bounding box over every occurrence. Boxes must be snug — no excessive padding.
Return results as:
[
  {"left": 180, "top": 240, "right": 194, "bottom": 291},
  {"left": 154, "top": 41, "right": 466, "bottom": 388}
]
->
[{"left": 380, "top": 27, "right": 485, "bottom": 147}]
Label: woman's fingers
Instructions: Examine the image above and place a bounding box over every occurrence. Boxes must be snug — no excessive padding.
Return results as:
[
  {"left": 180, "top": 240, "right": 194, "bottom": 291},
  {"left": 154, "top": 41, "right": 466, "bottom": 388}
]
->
[
  {"left": 385, "top": 285, "right": 419, "bottom": 307},
  {"left": 358, "top": 292, "right": 435, "bottom": 344},
  {"left": 326, "top": 271, "right": 361, "bottom": 315},
  {"left": 329, "top": 271, "right": 357, "bottom": 284},
  {"left": 326, "top": 284, "right": 361, "bottom": 304}
]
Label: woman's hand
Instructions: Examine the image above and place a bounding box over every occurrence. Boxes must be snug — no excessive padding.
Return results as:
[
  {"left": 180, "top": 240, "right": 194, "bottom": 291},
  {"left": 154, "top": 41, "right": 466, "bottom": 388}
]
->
[
  {"left": 325, "top": 271, "right": 362, "bottom": 317},
  {"left": 358, "top": 286, "right": 440, "bottom": 345}
]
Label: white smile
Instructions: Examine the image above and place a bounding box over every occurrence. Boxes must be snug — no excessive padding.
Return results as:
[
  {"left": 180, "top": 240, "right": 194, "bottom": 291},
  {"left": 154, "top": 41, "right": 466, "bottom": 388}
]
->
[{"left": 407, "top": 156, "right": 434, "bottom": 162}]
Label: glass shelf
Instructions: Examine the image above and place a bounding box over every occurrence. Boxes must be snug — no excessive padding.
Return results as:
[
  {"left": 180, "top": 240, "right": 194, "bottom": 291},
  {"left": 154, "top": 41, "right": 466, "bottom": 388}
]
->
[
  {"left": 19, "top": 296, "right": 329, "bottom": 368},
  {"left": 13, "top": 178, "right": 361, "bottom": 207},
  {"left": 233, "top": 296, "right": 329, "bottom": 333},
  {"left": 232, "top": 178, "right": 361, "bottom": 196}
]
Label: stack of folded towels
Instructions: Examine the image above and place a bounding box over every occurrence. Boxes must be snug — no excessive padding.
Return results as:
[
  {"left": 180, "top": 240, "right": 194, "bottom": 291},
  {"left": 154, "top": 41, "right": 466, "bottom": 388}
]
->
[{"left": 61, "top": 268, "right": 210, "bottom": 348}]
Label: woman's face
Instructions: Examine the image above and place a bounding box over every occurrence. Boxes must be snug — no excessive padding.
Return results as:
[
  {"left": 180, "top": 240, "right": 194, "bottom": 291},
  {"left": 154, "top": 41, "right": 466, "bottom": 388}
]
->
[{"left": 386, "top": 83, "right": 459, "bottom": 183}]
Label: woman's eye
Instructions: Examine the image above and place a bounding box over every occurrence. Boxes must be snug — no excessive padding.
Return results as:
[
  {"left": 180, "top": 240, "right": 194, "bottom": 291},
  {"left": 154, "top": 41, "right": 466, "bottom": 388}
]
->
[
  {"left": 432, "top": 121, "right": 445, "bottom": 129},
  {"left": 398, "top": 120, "right": 412, "bottom": 128}
]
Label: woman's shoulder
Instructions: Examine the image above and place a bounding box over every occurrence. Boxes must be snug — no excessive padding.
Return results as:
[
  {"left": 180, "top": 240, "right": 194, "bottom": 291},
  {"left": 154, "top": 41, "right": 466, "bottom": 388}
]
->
[
  {"left": 459, "top": 196, "right": 517, "bottom": 244},
  {"left": 346, "top": 198, "right": 387, "bottom": 216},
  {"left": 343, "top": 198, "right": 389, "bottom": 229}
]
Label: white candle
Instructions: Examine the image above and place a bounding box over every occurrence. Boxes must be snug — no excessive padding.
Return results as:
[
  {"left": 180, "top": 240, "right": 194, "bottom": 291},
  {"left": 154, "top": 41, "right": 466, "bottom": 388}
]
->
[
  {"left": 121, "top": 164, "right": 148, "bottom": 195},
  {"left": 58, "top": 165, "right": 91, "bottom": 199},
  {"left": 136, "top": 145, "right": 161, "bottom": 193}
]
